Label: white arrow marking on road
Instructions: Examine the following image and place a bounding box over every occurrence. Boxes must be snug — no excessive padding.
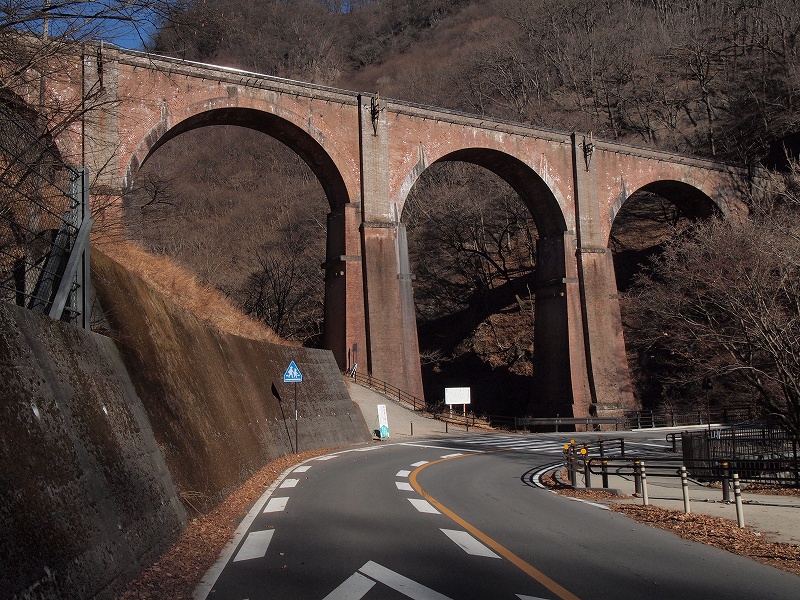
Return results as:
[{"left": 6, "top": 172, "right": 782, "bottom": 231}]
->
[
  {"left": 408, "top": 498, "right": 440, "bottom": 514},
  {"left": 359, "top": 561, "right": 454, "bottom": 600},
  {"left": 323, "top": 561, "right": 455, "bottom": 600},
  {"left": 440, "top": 529, "right": 500, "bottom": 558},
  {"left": 232, "top": 529, "right": 274, "bottom": 562},
  {"left": 263, "top": 497, "right": 289, "bottom": 513},
  {"left": 322, "top": 572, "right": 376, "bottom": 599},
  {"left": 280, "top": 478, "right": 299, "bottom": 488}
]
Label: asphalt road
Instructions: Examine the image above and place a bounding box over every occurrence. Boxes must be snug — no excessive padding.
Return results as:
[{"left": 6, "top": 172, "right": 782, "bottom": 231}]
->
[{"left": 195, "top": 435, "right": 800, "bottom": 600}]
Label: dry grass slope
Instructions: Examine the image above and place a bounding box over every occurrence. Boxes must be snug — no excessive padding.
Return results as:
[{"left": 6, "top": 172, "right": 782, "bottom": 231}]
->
[{"left": 95, "top": 240, "right": 286, "bottom": 344}]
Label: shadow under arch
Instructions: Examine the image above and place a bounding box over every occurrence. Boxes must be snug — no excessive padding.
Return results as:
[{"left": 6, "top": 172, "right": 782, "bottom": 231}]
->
[
  {"left": 126, "top": 107, "right": 350, "bottom": 210},
  {"left": 609, "top": 178, "right": 723, "bottom": 291},
  {"left": 610, "top": 179, "right": 722, "bottom": 234},
  {"left": 400, "top": 147, "right": 581, "bottom": 418}
]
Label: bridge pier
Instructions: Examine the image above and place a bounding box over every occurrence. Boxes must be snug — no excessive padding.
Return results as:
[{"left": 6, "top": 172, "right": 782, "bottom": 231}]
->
[
  {"left": 533, "top": 232, "right": 592, "bottom": 419},
  {"left": 323, "top": 202, "right": 366, "bottom": 376},
  {"left": 356, "top": 95, "right": 424, "bottom": 400},
  {"left": 572, "top": 133, "right": 637, "bottom": 417}
]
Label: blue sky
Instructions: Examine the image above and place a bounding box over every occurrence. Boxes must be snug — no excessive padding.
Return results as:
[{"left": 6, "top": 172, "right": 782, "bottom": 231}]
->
[{"left": 16, "top": 2, "right": 166, "bottom": 50}]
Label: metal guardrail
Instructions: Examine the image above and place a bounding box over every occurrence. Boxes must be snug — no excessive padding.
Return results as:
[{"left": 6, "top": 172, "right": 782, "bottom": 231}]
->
[
  {"left": 346, "top": 371, "right": 491, "bottom": 431},
  {"left": 623, "top": 408, "right": 755, "bottom": 429},
  {"left": 561, "top": 435, "right": 799, "bottom": 490},
  {"left": 682, "top": 425, "right": 799, "bottom": 486},
  {"left": 344, "top": 372, "right": 770, "bottom": 438},
  {"left": 518, "top": 416, "right": 627, "bottom": 432}
]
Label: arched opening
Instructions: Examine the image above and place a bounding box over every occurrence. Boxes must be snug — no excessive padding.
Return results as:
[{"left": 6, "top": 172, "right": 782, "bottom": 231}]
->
[
  {"left": 128, "top": 107, "right": 350, "bottom": 209},
  {"left": 610, "top": 180, "right": 722, "bottom": 415},
  {"left": 401, "top": 149, "right": 568, "bottom": 418},
  {"left": 123, "top": 108, "right": 346, "bottom": 347},
  {"left": 610, "top": 181, "right": 719, "bottom": 292}
]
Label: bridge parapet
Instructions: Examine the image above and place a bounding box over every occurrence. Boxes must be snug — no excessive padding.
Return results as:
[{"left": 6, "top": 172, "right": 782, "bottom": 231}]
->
[{"left": 113, "top": 47, "right": 361, "bottom": 106}]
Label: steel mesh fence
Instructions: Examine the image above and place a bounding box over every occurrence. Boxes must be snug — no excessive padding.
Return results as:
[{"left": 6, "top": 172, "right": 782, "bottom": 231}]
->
[{"left": 0, "top": 105, "right": 90, "bottom": 326}]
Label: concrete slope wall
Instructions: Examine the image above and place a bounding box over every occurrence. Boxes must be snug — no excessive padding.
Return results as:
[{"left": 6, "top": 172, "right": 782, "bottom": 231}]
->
[
  {"left": 91, "top": 250, "right": 371, "bottom": 507},
  {"left": 0, "top": 301, "right": 187, "bottom": 599},
  {"left": 0, "top": 250, "right": 371, "bottom": 599}
]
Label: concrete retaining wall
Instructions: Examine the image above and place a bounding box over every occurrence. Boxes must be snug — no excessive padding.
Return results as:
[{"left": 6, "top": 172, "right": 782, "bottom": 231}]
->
[{"left": 0, "top": 250, "right": 371, "bottom": 599}]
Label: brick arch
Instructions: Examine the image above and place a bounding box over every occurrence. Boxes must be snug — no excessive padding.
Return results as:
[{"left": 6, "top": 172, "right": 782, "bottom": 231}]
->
[
  {"left": 123, "top": 106, "right": 351, "bottom": 210},
  {"left": 396, "top": 147, "right": 568, "bottom": 237},
  {"left": 607, "top": 179, "right": 721, "bottom": 245}
]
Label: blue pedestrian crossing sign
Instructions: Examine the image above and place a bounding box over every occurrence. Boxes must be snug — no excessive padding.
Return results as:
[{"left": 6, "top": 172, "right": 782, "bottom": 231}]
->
[{"left": 283, "top": 361, "right": 303, "bottom": 383}]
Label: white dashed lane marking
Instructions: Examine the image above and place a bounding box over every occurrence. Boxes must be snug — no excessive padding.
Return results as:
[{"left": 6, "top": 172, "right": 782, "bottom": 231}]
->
[
  {"left": 232, "top": 529, "right": 274, "bottom": 562},
  {"left": 279, "top": 478, "right": 299, "bottom": 488},
  {"left": 263, "top": 497, "right": 289, "bottom": 513},
  {"left": 440, "top": 529, "right": 500, "bottom": 558},
  {"left": 395, "top": 481, "right": 414, "bottom": 491},
  {"left": 408, "top": 498, "right": 440, "bottom": 514}
]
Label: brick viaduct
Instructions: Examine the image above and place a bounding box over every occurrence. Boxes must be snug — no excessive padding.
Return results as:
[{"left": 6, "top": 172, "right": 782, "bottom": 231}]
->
[{"left": 28, "top": 45, "right": 748, "bottom": 419}]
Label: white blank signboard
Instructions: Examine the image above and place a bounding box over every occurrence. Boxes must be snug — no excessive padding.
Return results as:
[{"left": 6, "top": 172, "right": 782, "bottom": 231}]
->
[{"left": 445, "top": 387, "right": 471, "bottom": 405}]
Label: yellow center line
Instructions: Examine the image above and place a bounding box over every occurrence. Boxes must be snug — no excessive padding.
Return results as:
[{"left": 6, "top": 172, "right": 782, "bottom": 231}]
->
[{"left": 409, "top": 453, "right": 581, "bottom": 600}]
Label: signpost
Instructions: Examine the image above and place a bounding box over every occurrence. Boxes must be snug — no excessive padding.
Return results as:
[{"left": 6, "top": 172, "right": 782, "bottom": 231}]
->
[
  {"left": 271, "top": 383, "right": 294, "bottom": 452},
  {"left": 284, "top": 361, "right": 303, "bottom": 453}
]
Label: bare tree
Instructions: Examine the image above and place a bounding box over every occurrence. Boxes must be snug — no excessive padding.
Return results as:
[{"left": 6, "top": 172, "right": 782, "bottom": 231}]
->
[
  {"left": 624, "top": 168, "right": 800, "bottom": 440},
  {"left": 404, "top": 161, "right": 538, "bottom": 367},
  {"left": 238, "top": 239, "right": 323, "bottom": 344}
]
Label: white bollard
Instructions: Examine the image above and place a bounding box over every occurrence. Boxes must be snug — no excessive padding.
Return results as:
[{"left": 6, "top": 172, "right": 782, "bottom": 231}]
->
[
  {"left": 733, "top": 473, "right": 745, "bottom": 528},
  {"left": 681, "top": 465, "right": 691, "bottom": 514},
  {"left": 640, "top": 461, "right": 649, "bottom": 506}
]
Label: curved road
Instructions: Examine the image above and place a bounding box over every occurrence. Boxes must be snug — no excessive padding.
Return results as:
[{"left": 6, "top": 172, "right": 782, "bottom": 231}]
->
[{"left": 195, "top": 434, "right": 800, "bottom": 600}]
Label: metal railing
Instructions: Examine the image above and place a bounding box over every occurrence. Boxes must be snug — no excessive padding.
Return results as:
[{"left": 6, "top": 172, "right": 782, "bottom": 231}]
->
[
  {"left": 516, "top": 416, "right": 628, "bottom": 432},
  {"left": 682, "top": 425, "right": 799, "bottom": 486},
  {"left": 348, "top": 370, "right": 425, "bottom": 412},
  {"left": 561, "top": 433, "right": 799, "bottom": 490},
  {"left": 623, "top": 407, "right": 755, "bottom": 429}
]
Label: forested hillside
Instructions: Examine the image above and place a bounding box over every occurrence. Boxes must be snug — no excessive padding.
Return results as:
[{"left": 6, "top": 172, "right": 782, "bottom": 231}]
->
[{"left": 126, "top": 0, "right": 800, "bottom": 427}]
